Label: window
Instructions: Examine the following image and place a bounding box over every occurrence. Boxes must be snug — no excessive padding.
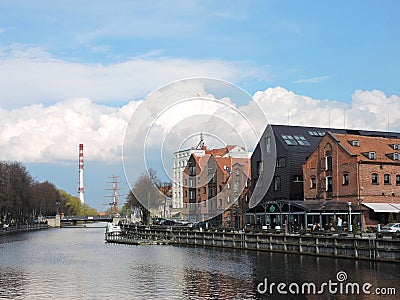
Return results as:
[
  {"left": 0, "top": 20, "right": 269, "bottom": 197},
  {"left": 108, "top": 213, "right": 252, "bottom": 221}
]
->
[
  {"left": 281, "top": 134, "right": 297, "bottom": 145},
  {"left": 189, "top": 178, "right": 196, "bottom": 188},
  {"left": 203, "top": 187, "right": 206, "bottom": 194},
  {"left": 227, "top": 196, "right": 230, "bottom": 203},
  {"left": 384, "top": 174, "right": 391, "bottom": 185},
  {"left": 310, "top": 177, "right": 317, "bottom": 189},
  {"left": 396, "top": 175, "right": 400, "bottom": 185},
  {"left": 276, "top": 157, "right": 286, "bottom": 168},
  {"left": 350, "top": 140, "right": 360, "bottom": 147},
  {"left": 392, "top": 144, "right": 399, "bottom": 150},
  {"left": 265, "top": 137, "right": 272, "bottom": 155},
  {"left": 281, "top": 134, "right": 311, "bottom": 146},
  {"left": 372, "top": 173, "right": 379, "bottom": 184},
  {"left": 257, "top": 161, "right": 263, "bottom": 175},
  {"left": 343, "top": 173, "right": 349, "bottom": 185},
  {"left": 204, "top": 200, "right": 206, "bottom": 207},
  {"left": 393, "top": 153, "right": 400, "bottom": 161},
  {"left": 326, "top": 176, "right": 333, "bottom": 192},
  {"left": 293, "top": 175, "right": 303, "bottom": 182},
  {"left": 189, "top": 190, "right": 195, "bottom": 200},
  {"left": 219, "top": 185, "right": 222, "bottom": 192},
  {"left": 308, "top": 131, "right": 325, "bottom": 137},
  {"left": 209, "top": 186, "right": 217, "bottom": 197},
  {"left": 273, "top": 176, "right": 281, "bottom": 191},
  {"left": 311, "top": 177, "right": 317, "bottom": 189},
  {"left": 368, "top": 152, "right": 376, "bottom": 160},
  {"left": 325, "top": 154, "right": 332, "bottom": 171},
  {"left": 293, "top": 135, "right": 310, "bottom": 146}
]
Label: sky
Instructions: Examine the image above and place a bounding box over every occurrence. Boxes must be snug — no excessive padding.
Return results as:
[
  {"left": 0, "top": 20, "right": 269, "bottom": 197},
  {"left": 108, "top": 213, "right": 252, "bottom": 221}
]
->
[{"left": 0, "top": 1, "right": 399, "bottom": 211}]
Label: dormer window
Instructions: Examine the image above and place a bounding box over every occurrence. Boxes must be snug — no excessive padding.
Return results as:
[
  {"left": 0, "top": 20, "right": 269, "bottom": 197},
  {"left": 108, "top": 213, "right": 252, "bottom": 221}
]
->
[
  {"left": 392, "top": 144, "right": 399, "bottom": 150},
  {"left": 350, "top": 140, "right": 359, "bottom": 147},
  {"left": 394, "top": 153, "right": 400, "bottom": 160},
  {"left": 368, "top": 151, "right": 376, "bottom": 160}
]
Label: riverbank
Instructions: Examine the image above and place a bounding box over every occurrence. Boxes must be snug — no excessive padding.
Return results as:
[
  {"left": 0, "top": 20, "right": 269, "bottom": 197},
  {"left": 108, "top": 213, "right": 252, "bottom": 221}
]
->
[
  {"left": 2, "top": 223, "right": 49, "bottom": 235},
  {"left": 107, "top": 225, "right": 400, "bottom": 263}
]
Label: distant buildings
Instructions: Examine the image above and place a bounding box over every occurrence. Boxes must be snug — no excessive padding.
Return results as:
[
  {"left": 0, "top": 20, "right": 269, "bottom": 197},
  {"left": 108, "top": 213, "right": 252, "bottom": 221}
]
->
[
  {"left": 172, "top": 135, "right": 251, "bottom": 218},
  {"left": 181, "top": 152, "right": 250, "bottom": 226},
  {"left": 174, "top": 125, "right": 400, "bottom": 230}
]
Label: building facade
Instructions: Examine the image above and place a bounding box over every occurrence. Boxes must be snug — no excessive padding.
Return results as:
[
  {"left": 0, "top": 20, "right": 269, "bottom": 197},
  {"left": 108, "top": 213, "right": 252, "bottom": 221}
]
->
[
  {"left": 182, "top": 153, "right": 250, "bottom": 226},
  {"left": 172, "top": 142, "right": 251, "bottom": 213},
  {"left": 248, "top": 124, "right": 400, "bottom": 230},
  {"left": 303, "top": 132, "right": 400, "bottom": 226}
]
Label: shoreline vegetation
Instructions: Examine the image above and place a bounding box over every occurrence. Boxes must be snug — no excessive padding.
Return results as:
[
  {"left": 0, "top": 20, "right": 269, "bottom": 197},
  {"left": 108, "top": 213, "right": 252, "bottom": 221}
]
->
[{"left": 0, "top": 161, "right": 98, "bottom": 228}]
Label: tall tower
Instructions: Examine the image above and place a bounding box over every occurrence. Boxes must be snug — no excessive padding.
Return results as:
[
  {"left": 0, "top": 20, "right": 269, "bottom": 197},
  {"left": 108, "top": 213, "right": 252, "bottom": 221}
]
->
[{"left": 78, "top": 143, "right": 85, "bottom": 204}]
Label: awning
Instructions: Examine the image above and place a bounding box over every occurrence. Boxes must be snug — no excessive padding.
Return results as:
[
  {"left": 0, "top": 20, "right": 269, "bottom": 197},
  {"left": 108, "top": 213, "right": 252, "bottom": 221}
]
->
[
  {"left": 390, "top": 203, "right": 400, "bottom": 210},
  {"left": 363, "top": 203, "right": 400, "bottom": 213}
]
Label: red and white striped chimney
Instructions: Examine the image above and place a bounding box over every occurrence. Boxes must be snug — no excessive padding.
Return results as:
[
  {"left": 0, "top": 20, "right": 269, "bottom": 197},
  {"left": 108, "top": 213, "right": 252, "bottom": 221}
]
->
[{"left": 78, "top": 143, "right": 85, "bottom": 204}]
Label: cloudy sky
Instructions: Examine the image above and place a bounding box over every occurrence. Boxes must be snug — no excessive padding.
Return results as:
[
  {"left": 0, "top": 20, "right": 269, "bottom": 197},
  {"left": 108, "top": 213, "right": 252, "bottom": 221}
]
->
[{"left": 1, "top": 1, "right": 399, "bottom": 210}]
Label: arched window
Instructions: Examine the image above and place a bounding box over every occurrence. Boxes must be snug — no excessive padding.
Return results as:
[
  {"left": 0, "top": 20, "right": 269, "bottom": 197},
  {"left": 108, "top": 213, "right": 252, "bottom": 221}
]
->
[
  {"left": 371, "top": 173, "right": 379, "bottom": 185},
  {"left": 310, "top": 177, "right": 317, "bottom": 189},
  {"left": 343, "top": 173, "right": 349, "bottom": 185},
  {"left": 384, "top": 174, "right": 391, "bottom": 185}
]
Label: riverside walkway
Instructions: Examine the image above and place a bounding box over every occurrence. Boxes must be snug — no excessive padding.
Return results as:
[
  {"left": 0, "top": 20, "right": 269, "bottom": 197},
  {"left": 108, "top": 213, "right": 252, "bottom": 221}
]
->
[
  {"left": 106, "top": 225, "right": 400, "bottom": 263},
  {"left": 2, "top": 223, "right": 49, "bottom": 235}
]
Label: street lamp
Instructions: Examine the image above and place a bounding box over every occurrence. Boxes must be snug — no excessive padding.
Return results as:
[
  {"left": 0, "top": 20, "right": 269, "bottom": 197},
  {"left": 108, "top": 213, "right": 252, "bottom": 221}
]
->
[
  {"left": 359, "top": 198, "right": 363, "bottom": 237},
  {"left": 348, "top": 202, "right": 353, "bottom": 232}
]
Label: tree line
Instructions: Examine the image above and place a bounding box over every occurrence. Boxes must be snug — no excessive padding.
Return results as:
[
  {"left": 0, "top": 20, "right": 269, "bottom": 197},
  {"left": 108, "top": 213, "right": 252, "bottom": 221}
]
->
[{"left": 0, "top": 161, "right": 97, "bottom": 224}]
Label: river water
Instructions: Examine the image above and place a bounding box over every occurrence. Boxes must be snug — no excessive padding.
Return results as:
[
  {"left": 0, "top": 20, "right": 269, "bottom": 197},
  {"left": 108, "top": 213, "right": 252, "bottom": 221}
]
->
[{"left": 0, "top": 224, "right": 399, "bottom": 299}]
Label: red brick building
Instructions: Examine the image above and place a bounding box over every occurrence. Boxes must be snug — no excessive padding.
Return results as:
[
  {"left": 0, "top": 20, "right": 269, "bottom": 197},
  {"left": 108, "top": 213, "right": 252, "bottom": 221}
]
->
[
  {"left": 182, "top": 153, "right": 250, "bottom": 227},
  {"left": 303, "top": 132, "right": 400, "bottom": 226}
]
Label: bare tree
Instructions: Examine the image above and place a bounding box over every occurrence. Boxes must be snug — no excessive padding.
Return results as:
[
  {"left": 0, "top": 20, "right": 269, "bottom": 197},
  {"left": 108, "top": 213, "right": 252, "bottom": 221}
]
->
[{"left": 126, "top": 168, "right": 163, "bottom": 224}]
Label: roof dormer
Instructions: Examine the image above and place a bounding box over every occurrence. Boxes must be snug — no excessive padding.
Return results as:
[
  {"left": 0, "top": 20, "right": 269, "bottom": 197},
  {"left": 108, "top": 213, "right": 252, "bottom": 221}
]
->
[
  {"left": 349, "top": 140, "right": 359, "bottom": 147},
  {"left": 362, "top": 151, "right": 376, "bottom": 160}
]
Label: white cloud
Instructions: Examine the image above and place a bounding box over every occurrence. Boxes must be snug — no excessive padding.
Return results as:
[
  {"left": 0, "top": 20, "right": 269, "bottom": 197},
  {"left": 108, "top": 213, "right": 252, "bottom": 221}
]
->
[
  {"left": 0, "top": 98, "right": 140, "bottom": 162},
  {"left": 252, "top": 87, "right": 400, "bottom": 132},
  {"left": 0, "top": 45, "right": 267, "bottom": 109},
  {"left": 294, "top": 75, "right": 333, "bottom": 84},
  {"left": 1, "top": 85, "right": 399, "bottom": 164}
]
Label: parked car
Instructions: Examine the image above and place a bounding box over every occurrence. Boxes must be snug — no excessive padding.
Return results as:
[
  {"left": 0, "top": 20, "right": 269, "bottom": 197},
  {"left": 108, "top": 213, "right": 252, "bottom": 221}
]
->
[{"left": 381, "top": 223, "right": 400, "bottom": 233}]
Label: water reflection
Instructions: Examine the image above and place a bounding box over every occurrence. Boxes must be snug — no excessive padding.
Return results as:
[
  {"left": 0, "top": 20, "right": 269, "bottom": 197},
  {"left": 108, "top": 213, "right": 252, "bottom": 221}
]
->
[
  {"left": 0, "top": 227, "right": 399, "bottom": 299},
  {"left": 0, "top": 269, "right": 27, "bottom": 299}
]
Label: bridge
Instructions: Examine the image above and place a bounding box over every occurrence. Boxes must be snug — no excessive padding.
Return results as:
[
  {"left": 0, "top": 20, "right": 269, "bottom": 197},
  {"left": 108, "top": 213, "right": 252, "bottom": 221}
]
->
[{"left": 61, "top": 216, "right": 113, "bottom": 223}]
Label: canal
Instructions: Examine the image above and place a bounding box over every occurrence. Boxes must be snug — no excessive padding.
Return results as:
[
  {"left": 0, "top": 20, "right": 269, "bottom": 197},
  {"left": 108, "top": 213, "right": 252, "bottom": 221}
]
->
[{"left": 1, "top": 223, "right": 399, "bottom": 299}]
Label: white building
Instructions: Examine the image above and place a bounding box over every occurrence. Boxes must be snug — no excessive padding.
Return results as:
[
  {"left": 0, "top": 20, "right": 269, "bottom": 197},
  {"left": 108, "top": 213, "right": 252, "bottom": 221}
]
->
[{"left": 172, "top": 148, "right": 205, "bottom": 209}]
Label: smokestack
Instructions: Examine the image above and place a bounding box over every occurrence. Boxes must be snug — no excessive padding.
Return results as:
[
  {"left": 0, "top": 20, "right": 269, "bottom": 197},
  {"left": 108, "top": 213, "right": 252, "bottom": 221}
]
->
[{"left": 78, "top": 143, "right": 85, "bottom": 204}]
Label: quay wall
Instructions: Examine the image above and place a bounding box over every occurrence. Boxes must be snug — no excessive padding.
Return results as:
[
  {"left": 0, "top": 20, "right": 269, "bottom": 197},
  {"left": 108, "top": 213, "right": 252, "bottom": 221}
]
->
[
  {"left": 2, "top": 223, "right": 49, "bottom": 235},
  {"left": 116, "top": 226, "right": 400, "bottom": 263}
]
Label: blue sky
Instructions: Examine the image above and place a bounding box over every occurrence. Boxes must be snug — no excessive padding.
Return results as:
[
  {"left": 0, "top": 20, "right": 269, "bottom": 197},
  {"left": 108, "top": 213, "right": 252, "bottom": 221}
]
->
[
  {"left": 1, "top": 1, "right": 399, "bottom": 210},
  {"left": 1, "top": 1, "right": 398, "bottom": 103}
]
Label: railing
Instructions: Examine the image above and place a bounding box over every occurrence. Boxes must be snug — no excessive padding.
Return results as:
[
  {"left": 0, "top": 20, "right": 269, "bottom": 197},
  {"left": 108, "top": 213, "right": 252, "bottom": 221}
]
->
[{"left": 107, "top": 225, "right": 400, "bottom": 263}]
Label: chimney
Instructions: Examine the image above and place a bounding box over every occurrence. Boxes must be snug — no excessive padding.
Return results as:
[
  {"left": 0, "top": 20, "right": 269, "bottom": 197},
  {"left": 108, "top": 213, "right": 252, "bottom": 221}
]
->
[{"left": 78, "top": 144, "right": 85, "bottom": 204}]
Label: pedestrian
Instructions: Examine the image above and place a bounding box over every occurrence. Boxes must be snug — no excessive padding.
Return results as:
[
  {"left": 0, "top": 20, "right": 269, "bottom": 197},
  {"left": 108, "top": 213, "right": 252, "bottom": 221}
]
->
[{"left": 337, "top": 216, "right": 342, "bottom": 232}]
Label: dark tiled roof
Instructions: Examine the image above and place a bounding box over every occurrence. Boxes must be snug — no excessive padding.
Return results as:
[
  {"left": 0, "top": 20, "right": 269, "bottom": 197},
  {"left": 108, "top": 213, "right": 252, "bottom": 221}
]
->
[{"left": 271, "top": 124, "right": 400, "bottom": 152}]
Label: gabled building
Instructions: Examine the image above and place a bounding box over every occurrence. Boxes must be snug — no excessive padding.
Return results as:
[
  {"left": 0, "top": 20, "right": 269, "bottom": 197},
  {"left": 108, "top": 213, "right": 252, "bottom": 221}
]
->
[
  {"left": 182, "top": 153, "right": 250, "bottom": 226},
  {"left": 303, "top": 132, "right": 400, "bottom": 226},
  {"left": 248, "top": 124, "right": 400, "bottom": 230},
  {"left": 172, "top": 137, "right": 251, "bottom": 214}
]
